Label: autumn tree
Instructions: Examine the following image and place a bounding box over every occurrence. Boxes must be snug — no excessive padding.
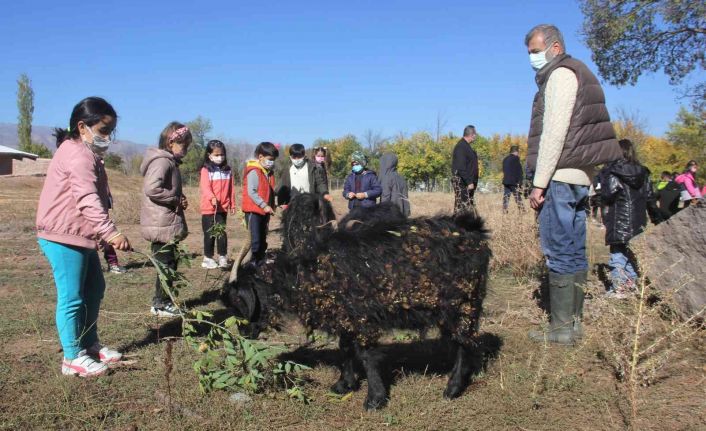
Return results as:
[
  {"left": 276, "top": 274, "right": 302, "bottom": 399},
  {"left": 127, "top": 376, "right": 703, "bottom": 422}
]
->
[{"left": 579, "top": 0, "right": 706, "bottom": 109}]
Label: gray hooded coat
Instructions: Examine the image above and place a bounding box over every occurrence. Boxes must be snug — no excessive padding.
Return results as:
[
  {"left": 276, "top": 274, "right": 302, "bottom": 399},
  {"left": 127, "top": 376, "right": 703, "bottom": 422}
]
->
[{"left": 379, "top": 153, "right": 410, "bottom": 217}]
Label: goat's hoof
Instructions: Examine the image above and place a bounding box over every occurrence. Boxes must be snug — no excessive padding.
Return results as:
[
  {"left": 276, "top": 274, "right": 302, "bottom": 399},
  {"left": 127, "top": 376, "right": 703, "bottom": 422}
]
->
[
  {"left": 330, "top": 380, "right": 359, "bottom": 394},
  {"left": 443, "top": 384, "right": 465, "bottom": 400},
  {"left": 363, "top": 395, "right": 388, "bottom": 411}
]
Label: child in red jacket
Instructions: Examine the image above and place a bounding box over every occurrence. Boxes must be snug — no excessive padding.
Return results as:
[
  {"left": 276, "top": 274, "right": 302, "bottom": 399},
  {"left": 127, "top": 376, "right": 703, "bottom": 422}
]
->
[
  {"left": 242, "top": 142, "right": 278, "bottom": 267},
  {"left": 200, "top": 140, "right": 236, "bottom": 269}
]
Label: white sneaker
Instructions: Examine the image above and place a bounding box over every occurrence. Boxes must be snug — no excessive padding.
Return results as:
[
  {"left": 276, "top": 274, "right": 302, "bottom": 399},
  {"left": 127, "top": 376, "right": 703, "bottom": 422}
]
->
[
  {"left": 218, "top": 255, "right": 229, "bottom": 268},
  {"left": 109, "top": 265, "right": 127, "bottom": 274},
  {"left": 201, "top": 257, "right": 218, "bottom": 269},
  {"left": 62, "top": 351, "right": 108, "bottom": 377},
  {"left": 151, "top": 303, "right": 180, "bottom": 317},
  {"left": 86, "top": 342, "right": 122, "bottom": 363}
]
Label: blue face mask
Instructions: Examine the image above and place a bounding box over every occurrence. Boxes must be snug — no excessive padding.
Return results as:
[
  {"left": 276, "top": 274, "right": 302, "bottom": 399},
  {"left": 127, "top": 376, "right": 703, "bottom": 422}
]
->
[
  {"left": 352, "top": 164, "right": 363, "bottom": 174},
  {"left": 529, "top": 47, "right": 550, "bottom": 71}
]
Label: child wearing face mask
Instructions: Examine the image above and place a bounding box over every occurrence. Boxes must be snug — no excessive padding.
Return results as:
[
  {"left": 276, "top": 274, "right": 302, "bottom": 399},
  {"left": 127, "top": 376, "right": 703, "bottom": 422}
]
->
[
  {"left": 242, "top": 142, "right": 279, "bottom": 267},
  {"left": 37, "top": 97, "right": 131, "bottom": 377},
  {"left": 199, "top": 140, "right": 235, "bottom": 269},
  {"left": 313, "top": 146, "right": 330, "bottom": 190},
  {"left": 140, "top": 122, "right": 191, "bottom": 317},
  {"left": 276, "top": 143, "right": 330, "bottom": 207},
  {"left": 343, "top": 151, "right": 382, "bottom": 210}
]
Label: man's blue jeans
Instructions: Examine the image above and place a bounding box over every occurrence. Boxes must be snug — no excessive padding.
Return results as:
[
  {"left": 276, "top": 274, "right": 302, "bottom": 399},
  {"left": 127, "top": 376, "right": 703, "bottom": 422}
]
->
[{"left": 538, "top": 181, "right": 589, "bottom": 274}]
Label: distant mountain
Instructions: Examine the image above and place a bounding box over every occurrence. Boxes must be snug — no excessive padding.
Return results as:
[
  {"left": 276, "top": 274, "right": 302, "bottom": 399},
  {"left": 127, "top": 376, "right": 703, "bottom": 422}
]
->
[{"left": 0, "top": 123, "right": 148, "bottom": 161}]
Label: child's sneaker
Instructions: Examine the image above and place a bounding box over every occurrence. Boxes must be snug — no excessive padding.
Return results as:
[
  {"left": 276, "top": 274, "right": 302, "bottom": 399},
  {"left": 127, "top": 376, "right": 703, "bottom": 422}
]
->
[
  {"left": 86, "top": 342, "right": 122, "bottom": 363},
  {"left": 218, "top": 255, "right": 229, "bottom": 268},
  {"left": 201, "top": 257, "right": 218, "bottom": 269},
  {"left": 62, "top": 351, "right": 108, "bottom": 377},
  {"left": 109, "top": 265, "right": 127, "bottom": 274},
  {"left": 150, "top": 303, "right": 180, "bottom": 317}
]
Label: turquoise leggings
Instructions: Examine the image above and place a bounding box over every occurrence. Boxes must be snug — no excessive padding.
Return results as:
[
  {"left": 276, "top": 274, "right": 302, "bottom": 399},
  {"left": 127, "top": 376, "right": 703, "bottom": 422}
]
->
[{"left": 38, "top": 239, "right": 105, "bottom": 359}]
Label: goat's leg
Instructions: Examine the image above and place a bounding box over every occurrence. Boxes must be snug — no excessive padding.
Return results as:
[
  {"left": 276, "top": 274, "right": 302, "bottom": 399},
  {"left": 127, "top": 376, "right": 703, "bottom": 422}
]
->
[
  {"left": 355, "top": 344, "right": 388, "bottom": 410},
  {"left": 330, "top": 333, "right": 361, "bottom": 394},
  {"left": 443, "top": 340, "right": 480, "bottom": 400}
]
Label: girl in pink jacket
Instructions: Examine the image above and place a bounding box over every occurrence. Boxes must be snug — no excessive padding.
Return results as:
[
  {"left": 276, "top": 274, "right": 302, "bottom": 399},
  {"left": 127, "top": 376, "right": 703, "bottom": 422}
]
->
[
  {"left": 36, "top": 97, "right": 131, "bottom": 377},
  {"left": 675, "top": 160, "right": 702, "bottom": 207}
]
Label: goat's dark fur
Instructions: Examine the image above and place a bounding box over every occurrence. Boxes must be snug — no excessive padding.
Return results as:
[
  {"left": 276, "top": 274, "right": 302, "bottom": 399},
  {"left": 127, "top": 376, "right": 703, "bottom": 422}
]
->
[{"left": 223, "top": 193, "right": 491, "bottom": 409}]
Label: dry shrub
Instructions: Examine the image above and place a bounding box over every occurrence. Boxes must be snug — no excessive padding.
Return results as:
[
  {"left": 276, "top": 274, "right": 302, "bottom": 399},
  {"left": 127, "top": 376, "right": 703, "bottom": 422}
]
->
[
  {"left": 111, "top": 191, "right": 142, "bottom": 225},
  {"left": 586, "top": 236, "right": 705, "bottom": 428}
]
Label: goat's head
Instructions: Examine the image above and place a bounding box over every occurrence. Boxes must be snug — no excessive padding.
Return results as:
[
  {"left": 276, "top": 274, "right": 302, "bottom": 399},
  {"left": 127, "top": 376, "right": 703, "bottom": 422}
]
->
[
  {"left": 221, "top": 256, "right": 285, "bottom": 338},
  {"left": 281, "top": 193, "right": 336, "bottom": 259}
]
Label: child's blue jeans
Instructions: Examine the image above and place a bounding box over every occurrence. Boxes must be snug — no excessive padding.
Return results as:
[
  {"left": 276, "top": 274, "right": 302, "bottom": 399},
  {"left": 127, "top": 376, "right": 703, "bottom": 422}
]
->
[
  {"left": 609, "top": 244, "right": 637, "bottom": 288},
  {"left": 38, "top": 238, "right": 105, "bottom": 359}
]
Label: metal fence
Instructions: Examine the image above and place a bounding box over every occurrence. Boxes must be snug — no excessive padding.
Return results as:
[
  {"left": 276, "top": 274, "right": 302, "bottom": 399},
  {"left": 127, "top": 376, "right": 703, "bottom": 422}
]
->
[{"left": 328, "top": 177, "right": 510, "bottom": 194}]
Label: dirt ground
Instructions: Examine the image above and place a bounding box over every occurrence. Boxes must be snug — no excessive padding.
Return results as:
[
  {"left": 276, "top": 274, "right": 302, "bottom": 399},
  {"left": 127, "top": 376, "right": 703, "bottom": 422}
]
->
[{"left": 0, "top": 171, "right": 703, "bottom": 431}]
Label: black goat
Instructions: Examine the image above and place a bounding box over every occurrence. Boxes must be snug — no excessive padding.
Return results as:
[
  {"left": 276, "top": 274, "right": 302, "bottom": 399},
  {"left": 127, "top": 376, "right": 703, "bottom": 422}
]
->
[{"left": 223, "top": 193, "right": 490, "bottom": 410}]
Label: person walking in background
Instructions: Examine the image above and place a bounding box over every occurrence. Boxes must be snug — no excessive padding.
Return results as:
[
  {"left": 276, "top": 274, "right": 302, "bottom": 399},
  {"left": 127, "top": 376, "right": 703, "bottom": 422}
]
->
[
  {"left": 675, "top": 160, "right": 702, "bottom": 207},
  {"left": 343, "top": 151, "right": 382, "bottom": 211},
  {"left": 451, "top": 125, "right": 479, "bottom": 213},
  {"left": 37, "top": 96, "right": 131, "bottom": 377},
  {"left": 199, "top": 140, "right": 235, "bottom": 270},
  {"left": 140, "top": 122, "right": 191, "bottom": 317},
  {"left": 379, "top": 152, "right": 411, "bottom": 216},
  {"left": 242, "top": 142, "right": 279, "bottom": 267},
  {"left": 655, "top": 171, "right": 681, "bottom": 220},
  {"left": 524, "top": 24, "right": 622, "bottom": 344},
  {"left": 599, "top": 139, "right": 661, "bottom": 298},
  {"left": 277, "top": 143, "right": 330, "bottom": 207},
  {"left": 501, "top": 145, "right": 524, "bottom": 212}
]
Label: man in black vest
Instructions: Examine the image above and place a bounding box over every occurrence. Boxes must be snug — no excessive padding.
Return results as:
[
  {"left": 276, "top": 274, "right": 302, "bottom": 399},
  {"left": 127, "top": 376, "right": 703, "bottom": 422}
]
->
[
  {"left": 524, "top": 24, "right": 621, "bottom": 345},
  {"left": 451, "top": 125, "right": 479, "bottom": 214},
  {"left": 502, "top": 145, "right": 525, "bottom": 212}
]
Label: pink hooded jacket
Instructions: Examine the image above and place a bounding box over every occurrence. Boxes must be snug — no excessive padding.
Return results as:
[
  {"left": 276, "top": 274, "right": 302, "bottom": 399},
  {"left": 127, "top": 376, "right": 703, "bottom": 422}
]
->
[{"left": 36, "top": 139, "right": 118, "bottom": 249}]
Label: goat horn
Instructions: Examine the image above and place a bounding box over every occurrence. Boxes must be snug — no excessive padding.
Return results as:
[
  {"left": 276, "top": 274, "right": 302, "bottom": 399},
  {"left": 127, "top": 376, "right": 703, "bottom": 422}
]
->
[
  {"left": 345, "top": 219, "right": 363, "bottom": 230},
  {"left": 228, "top": 236, "right": 252, "bottom": 284},
  {"left": 316, "top": 220, "right": 338, "bottom": 230}
]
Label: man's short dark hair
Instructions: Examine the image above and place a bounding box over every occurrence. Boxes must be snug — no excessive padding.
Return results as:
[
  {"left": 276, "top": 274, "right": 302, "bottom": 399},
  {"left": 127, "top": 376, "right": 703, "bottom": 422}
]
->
[
  {"left": 463, "top": 125, "right": 476, "bottom": 137},
  {"left": 289, "top": 143, "right": 306, "bottom": 158},
  {"left": 255, "top": 142, "right": 279, "bottom": 158}
]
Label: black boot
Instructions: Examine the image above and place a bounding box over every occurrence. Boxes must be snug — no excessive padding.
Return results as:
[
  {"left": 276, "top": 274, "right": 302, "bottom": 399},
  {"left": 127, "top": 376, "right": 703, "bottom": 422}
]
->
[
  {"left": 573, "top": 271, "right": 587, "bottom": 340},
  {"left": 529, "top": 272, "right": 575, "bottom": 345}
]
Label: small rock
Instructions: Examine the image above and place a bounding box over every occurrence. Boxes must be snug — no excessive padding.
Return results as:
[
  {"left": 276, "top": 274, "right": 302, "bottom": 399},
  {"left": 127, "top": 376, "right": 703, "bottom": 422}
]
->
[{"left": 228, "top": 392, "right": 252, "bottom": 405}]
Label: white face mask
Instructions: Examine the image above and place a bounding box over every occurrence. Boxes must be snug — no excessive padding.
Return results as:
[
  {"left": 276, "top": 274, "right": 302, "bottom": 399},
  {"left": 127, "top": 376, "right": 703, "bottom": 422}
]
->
[
  {"left": 210, "top": 155, "right": 224, "bottom": 165},
  {"left": 261, "top": 159, "right": 274, "bottom": 170},
  {"left": 291, "top": 157, "right": 306, "bottom": 168},
  {"left": 529, "top": 47, "right": 550, "bottom": 71},
  {"left": 82, "top": 125, "right": 112, "bottom": 156}
]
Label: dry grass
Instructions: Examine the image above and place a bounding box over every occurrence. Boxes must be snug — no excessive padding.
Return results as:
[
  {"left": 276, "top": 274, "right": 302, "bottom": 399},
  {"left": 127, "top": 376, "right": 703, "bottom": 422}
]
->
[{"left": 0, "top": 172, "right": 703, "bottom": 430}]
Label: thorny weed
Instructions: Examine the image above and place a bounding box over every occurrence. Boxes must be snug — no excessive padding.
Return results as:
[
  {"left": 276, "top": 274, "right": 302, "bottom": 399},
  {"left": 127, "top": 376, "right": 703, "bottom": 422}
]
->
[{"left": 133, "top": 243, "right": 312, "bottom": 403}]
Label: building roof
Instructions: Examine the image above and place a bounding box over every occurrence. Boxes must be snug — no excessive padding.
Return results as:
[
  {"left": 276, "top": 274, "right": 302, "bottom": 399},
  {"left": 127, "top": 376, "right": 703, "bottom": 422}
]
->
[{"left": 0, "top": 145, "right": 38, "bottom": 161}]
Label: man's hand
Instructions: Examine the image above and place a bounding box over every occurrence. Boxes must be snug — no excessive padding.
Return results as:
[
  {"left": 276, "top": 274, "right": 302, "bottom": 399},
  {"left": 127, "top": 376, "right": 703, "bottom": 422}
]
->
[
  {"left": 109, "top": 233, "right": 131, "bottom": 251},
  {"left": 211, "top": 197, "right": 218, "bottom": 207},
  {"left": 347, "top": 192, "right": 356, "bottom": 200},
  {"left": 355, "top": 192, "right": 367, "bottom": 200},
  {"left": 467, "top": 183, "right": 475, "bottom": 191},
  {"left": 180, "top": 195, "right": 189, "bottom": 210},
  {"left": 323, "top": 194, "right": 333, "bottom": 202},
  {"left": 263, "top": 205, "right": 274, "bottom": 214},
  {"left": 529, "top": 187, "right": 546, "bottom": 210}
]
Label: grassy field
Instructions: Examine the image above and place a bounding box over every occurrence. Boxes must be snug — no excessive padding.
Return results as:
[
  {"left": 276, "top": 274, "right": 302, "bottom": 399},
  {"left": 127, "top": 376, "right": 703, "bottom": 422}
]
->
[{"left": 0, "top": 171, "right": 703, "bottom": 430}]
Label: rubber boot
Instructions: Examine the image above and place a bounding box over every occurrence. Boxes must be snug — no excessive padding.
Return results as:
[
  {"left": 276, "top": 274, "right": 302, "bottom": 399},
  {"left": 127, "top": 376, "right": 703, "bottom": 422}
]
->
[
  {"left": 573, "top": 271, "right": 587, "bottom": 340},
  {"left": 529, "top": 272, "right": 575, "bottom": 345}
]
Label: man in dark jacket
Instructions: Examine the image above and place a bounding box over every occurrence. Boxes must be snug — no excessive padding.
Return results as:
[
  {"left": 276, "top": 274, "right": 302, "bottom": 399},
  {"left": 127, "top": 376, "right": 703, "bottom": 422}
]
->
[
  {"left": 379, "top": 153, "right": 411, "bottom": 217},
  {"left": 343, "top": 151, "right": 382, "bottom": 210},
  {"left": 502, "top": 145, "right": 525, "bottom": 212},
  {"left": 451, "top": 125, "right": 479, "bottom": 214},
  {"left": 276, "top": 143, "right": 330, "bottom": 206}
]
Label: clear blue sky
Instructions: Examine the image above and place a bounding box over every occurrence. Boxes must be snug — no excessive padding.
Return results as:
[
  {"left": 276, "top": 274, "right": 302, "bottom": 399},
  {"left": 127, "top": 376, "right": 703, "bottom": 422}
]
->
[{"left": 0, "top": 0, "right": 684, "bottom": 146}]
